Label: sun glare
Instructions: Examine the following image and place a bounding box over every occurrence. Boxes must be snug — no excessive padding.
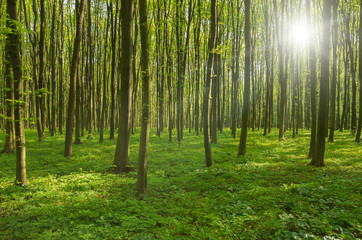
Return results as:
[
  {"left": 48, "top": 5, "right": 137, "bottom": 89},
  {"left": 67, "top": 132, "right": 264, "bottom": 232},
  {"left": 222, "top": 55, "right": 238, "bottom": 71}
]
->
[{"left": 292, "top": 23, "right": 310, "bottom": 46}]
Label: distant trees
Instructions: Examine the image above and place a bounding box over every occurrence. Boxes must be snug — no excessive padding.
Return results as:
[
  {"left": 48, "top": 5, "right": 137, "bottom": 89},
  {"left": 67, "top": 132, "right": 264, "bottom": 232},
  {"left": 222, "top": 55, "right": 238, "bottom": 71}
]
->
[{"left": 1, "top": 0, "right": 362, "bottom": 187}]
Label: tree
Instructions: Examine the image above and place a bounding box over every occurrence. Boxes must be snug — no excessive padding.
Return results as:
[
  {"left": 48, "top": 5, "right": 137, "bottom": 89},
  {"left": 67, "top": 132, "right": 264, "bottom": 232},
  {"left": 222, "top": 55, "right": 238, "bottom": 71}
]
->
[
  {"left": 307, "top": 0, "right": 318, "bottom": 158},
  {"left": 273, "top": 0, "right": 287, "bottom": 141},
  {"left": 355, "top": 1, "right": 362, "bottom": 143},
  {"left": 310, "top": 0, "right": 332, "bottom": 167},
  {"left": 203, "top": 0, "right": 217, "bottom": 167},
  {"left": 64, "top": 0, "right": 86, "bottom": 158},
  {"left": 38, "top": 0, "right": 46, "bottom": 141},
  {"left": 87, "top": 0, "right": 94, "bottom": 139},
  {"left": 328, "top": 0, "right": 339, "bottom": 142},
  {"left": 136, "top": 0, "right": 151, "bottom": 195},
  {"left": 114, "top": 0, "right": 134, "bottom": 172},
  {"left": 1, "top": 32, "right": 15, "bottom": 154},
  {"left": 50, "top": 0, "right": 57, "bottom": 136},
  {"left": 109, "top": 0, "right": 119, "bottom": 140},
  {"left": 238, "top": 0, "right": 251, "bottom": 156},
  {"left": 7, "top": 0, "right": 27, "bottom": 185}
]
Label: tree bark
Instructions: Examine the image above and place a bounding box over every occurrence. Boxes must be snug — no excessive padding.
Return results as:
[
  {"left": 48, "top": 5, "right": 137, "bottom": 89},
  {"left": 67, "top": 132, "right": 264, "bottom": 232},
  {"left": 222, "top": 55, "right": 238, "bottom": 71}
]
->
[
  {"left": 310, "top": 0, "right": 331, "bottom": 167},
  {"left": 64, "top": 0, "right": 86, "bottom": 157},
  {"left": 114, "top": 0, "right": 134, "bottom": 172},
  {"left": 273, "top": 0, "right": 286, "bottom": 141},
  {"left": 136, "top": 0, "right": 151, "bottom": 195},
  {"left": 7, "top": 0, "right": 27, "bottom": 185},
  {"left": 1, "top": 34, "right": 15, "bottom": 154},
  {"left": 109, "top": 1, "right": 118, "bottom": 140},
  {"left": 50, "top": 0, "right": 57, "bottom": 136},
  {"left": 328, "top": 0, "right": 339, "bottom": 142},
  {"left": 38, "top": 0, "right": 46, "bottom": 141},
  {"left": 307, "top": 0, "right": 317, "bottom": 158},
  {"left": 203, "top": 0, "right": 217, "bottom": 167},
  {"left": 355, "top": 2, "right": 362, "bottom": 143},
  {"left": 99, "top": 4, "right": 110, "bottom": 143},
  {"left": 238, "top": 0, "right": 250, "bottom": 156},
  {"left": 194, "top": 0, "right": 201, "bottom": 136},
  {"left": 58, "top": 0, "right": 64, "bottom": 134},
  {"left": 87, "top": 0, "right": 94, "bottom": 139}
]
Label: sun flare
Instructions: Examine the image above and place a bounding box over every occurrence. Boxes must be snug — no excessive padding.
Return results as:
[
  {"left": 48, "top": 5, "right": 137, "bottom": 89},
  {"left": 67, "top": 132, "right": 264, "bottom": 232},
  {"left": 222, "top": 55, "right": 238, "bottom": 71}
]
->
[{"left": 292, "top": 23, "right": 310, "bottom": 46}]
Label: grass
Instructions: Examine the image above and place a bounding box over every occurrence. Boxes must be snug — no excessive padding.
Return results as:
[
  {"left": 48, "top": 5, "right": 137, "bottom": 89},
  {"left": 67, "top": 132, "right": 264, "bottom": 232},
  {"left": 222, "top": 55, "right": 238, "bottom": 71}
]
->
[{"left": 0, "top": 128, "right": 361, "bottom": 239}]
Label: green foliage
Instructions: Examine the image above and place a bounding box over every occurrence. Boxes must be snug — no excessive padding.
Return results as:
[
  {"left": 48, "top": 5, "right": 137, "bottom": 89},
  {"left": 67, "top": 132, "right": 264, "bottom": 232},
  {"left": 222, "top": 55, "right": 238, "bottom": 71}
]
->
[{"left": 0, "top": 129, "right": 361, "bottom": 239}]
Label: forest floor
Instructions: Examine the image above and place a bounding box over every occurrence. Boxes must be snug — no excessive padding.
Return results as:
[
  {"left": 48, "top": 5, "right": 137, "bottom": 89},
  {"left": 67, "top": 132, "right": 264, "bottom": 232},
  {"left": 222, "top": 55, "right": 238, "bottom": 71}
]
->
[{"left": 0, "top": 128, "right": 361, "bottom": 239}]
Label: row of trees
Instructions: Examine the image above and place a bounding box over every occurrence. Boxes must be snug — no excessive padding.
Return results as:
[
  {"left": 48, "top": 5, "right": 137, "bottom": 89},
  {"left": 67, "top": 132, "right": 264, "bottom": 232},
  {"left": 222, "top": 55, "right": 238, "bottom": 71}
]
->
[{"left": 1, "top": 0, "right": 361, "bottom": 193}]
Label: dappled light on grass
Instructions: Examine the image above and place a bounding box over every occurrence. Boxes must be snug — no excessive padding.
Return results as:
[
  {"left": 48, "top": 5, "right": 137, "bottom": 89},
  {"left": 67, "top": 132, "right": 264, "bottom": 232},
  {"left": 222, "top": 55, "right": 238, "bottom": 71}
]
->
[{"left": 0, "top": 129, "right": 361, "bottom": 239}]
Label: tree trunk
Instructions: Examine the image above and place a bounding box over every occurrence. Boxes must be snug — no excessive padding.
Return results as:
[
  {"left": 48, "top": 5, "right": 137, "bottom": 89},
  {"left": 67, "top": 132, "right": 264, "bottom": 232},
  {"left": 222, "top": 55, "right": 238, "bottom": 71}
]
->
[
  {"left": 109, "top": 1, "right": 118, "bottom": 140},
  {"left": 2, "top": 31, "right": 15, "bottom": 154},
  {"left": 328, "top": 0, "right": 339, "bottom": 142},
  {"left": 7, "top": 0, "right": 27, "bottom": 185},
  {"left": 114, "top": 0, "right": 134, "bottom": 172},
  {"left": 64, "top": 0, "right": 86, "bottom": 158},
  {"left": 273, "top": 0, "right": 286, "bottom": 141},
  {"left": 203, "top": 0, "right": 217, "bottom": 167},
  {"left": 58, "top": 0, "right": 64, "bottom": 134},
  {"left": 263, "top": 0, "right": 270, "bottom": 136},
  {"left": 100, "top": 4, "right": 110, "bottom": 143},
  {"left": 211, "top": 49, "right": 218, "bottom": 144},
  {"left": 355, "top": 2, "right": 362, "bottom": 143},
  {"left": 348, "top": 15, "right": 357, "bottom": 133},
  {"left": 238, "top": 0, "right": 250, "bottom": 156},
  {"left": 87, "top": 0, "right": 94, "bottom": 139},
  {"left": 310, "top": 0, "right": 331, "bottom": 167},
  {"left": 307, "top": 0, "right": 317, "bottom": 158},
  {"left": 136, "top": 0, "right": 151, "bottom": 195},
  {"left": 194, "top": 0, "right": 201, "bottom": 136},
  {"left": 50, "top": 0, "right": 57, "bottom": 136},
  {"left": 38, "top": 0, "right": 46, "bottom": 140}
]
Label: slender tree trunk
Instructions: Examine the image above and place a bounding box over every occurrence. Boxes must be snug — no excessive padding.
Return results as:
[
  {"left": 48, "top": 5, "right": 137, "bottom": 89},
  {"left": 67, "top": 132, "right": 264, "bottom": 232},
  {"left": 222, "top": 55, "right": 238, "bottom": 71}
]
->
[
  {"left": 131, "top": 8, "right": 139, "bottom": 135},
  {"left": 211, "top": 49, "right": 218, "bottom": 144},
  {"left": 109, "top": 1, "right": 118, "bottom": 140},
  {"left": 328, "top": 0, "right": 339, "bottom": 142},
  {"left": 307, "top": 0, "right": 317, "bottom": 158},
  {"left": 58, "top": 0, "right": 64, "bottom": 134},
  {"left": 355, "top": 2, "right": 362, "bottom": 143},
  {"left": 238, "top": 0, "right": 250, "bottom": 156},
  {"left": 87, "top": 0, "right": 94, "bottom": 139},
  {"left": 348, "top": 16, "right": 357, "bottom": 133},
  {"left": 99, "top": 6, "right": 110, "bottom": 143},
  {"left": 38, "top": 0, "right": 46, "bottom": 140},
  {"left": 273, "top": 0, "right": 286, "bottom": 141},
  {"left": 310, "top": 0, "right": 331, "bottom": 167},
  {"left": 203, "top": 0, "right": 217, "bottom": 167},
  {"left": 136, "top": 0, "right": 151, "bottom": 195},
  {"left": 194, "top": 0, "right": 201, "bottom": 136},
  {"left": 2, "top": 32, "right": 15, "bottom": 154},
  {"left": 7, "top": 0, "right": 27, "bottom": 185},
  {"left": 114, "top": 0, "right": 134, "bottom": 172},
  {"left": 50, "top": 0, "right": 57, "bottom": 136},
  {"left": 64, "top": 0, "right": 86, "bottom": 158},
  {"left": 75, "top": 42, "right": 84, "bottom": 145},
  {"left": 263, "top": 0, "right": 270, "bottom": 136}
]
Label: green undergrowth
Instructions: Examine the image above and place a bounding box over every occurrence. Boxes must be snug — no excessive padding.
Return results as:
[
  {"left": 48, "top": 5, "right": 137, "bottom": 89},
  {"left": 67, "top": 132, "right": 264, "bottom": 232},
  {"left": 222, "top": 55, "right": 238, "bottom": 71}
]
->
[{"left": 0, "top": 128, "right": 361, "bottom": 239}]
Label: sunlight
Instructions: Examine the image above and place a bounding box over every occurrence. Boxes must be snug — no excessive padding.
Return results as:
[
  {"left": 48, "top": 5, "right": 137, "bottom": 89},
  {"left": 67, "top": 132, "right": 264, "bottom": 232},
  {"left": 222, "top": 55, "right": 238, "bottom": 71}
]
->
[{"left": 292, "top": 22, "right": 310, "bottom": 46}]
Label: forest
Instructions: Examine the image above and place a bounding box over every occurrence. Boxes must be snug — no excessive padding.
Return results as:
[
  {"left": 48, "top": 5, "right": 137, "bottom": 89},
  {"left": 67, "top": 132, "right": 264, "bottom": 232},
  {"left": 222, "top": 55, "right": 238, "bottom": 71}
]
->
[{"left": 0, "top": 0, "right": 361, "bottom": 239}]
